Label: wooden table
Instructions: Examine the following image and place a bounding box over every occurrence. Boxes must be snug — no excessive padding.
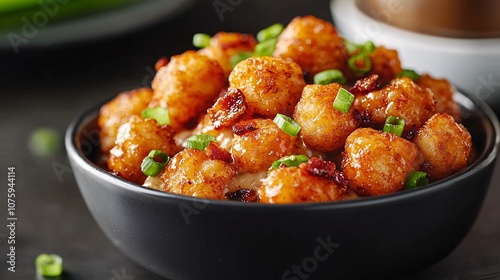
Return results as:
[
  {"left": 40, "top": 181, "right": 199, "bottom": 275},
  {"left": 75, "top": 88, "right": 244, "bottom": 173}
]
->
[{"left": 1, "top": 0, "right": 499, "bottom": 279}]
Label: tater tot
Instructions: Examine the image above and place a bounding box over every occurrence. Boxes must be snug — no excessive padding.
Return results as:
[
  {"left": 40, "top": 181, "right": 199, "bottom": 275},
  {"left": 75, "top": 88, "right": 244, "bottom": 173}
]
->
[
  {"left": 294, "top": 83, "right": 360, "bottom": 152},
  {"left": 98, "top": 88, "right": 153, "bottom": 153},
  {"left": 231, "top": 118, "right": 302, "bottom": 173},
  {"left": 159, "top": 143, "right": 235, "bottom": 200},
  {"left": 260, "top": 157, "right": 345, "bottom": 203},
  {"left": 198, "top": 32, "right": 257, "bottom": 77},
  {"left": 229, "top": 56, "right": 305, "bottom": 118},
  {"left": 107, "top": 116, "right": 180, "bottom": 185},
  {"left": 413, "top": 113, "right": 472, "bottom": 181},
  {"left": 356, "top": 77, "right": 436, "bottom": 133},
  {"left": 417, "top": 74, "right": 461, "bottom": 121},
  {"left": 368, "top": 46, "right": 403, "bottom": 85},
  {"left": 342, "top": 128, "right": 424, "bottom": 196},
  {"left": 273, "top": 15, "right": 347, "bottom": 79},
  {"left": 151, "top": 51, "right": 225, "bottom": 131}
]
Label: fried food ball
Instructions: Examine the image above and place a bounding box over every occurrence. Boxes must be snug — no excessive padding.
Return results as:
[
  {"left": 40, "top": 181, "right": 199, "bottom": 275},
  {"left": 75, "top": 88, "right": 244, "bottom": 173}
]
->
[
  {"left": 159, "top": 143, "right": 235, "bottom": 200},
  {"left": 151, "top": 51, "right": 225, "bottom": 131},
  {"left": 273, "top": 15, "right": 347, "bottom": 80},
  {"left": 413, "top": 113, "right": 472, "bottom": 181},
  {"left": 107, "top": 116, "right": 180, "bottom": 185},
  {"left": 294, "top": 83, "right": 360, "bottom": 152},
  {"left": 198, "top": 32, "right": 257, "bottom": 77},
  {"left": 356, "top": 77, "right": 436, "bottom": 133},
  {"left": 260, "top": 157, "right": 345, "bottom": 203},
  {"left": 98, "top": 88, "right": 153, "bottom": 153},
  {"left": 368, "top": 46, "right": 403, "bottom": 85},
  {"left": 231, "top": 118, "right": 302, "bottom": 173},
  {"left": 229, "top": 56, "right": 305, "bottom": 118},
  {"left": 417, "top": 74, "right": 461, "bottom": 121},
  {"left": 342, "top": 128, "right": 424, "bottom": 196}
]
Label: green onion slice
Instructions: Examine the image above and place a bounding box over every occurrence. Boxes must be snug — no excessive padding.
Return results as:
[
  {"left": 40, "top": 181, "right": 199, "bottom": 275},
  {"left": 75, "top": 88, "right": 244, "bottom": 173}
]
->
[
  {"left": 333, "top": 88, "right": 354, "bottom": 113},
  {"left": 28, "top": 127, "right": 60, "bottom": 157},
  {"left": 343, "top": 38, "right": 376, "bottom": 54},
  {"left": 36, "top": 254, "right": 63, "bottom": 277},
  {"left": 141, "top": 107, "right": 170, "bottom": 125},
  {"left": 230, "top": 52, "right": 252, "bottom": 69},
  {"left": 313, "top": 69, "right": 347, "bottom": 85},
  {"left": 383, "top": 116, "right": 405, "bottom": 137},
  {"left": 405, "top": 170, "right": 429, "bottom": 189},
  {"left": 361, "top": 40, "right": 376, "bottom": 54},
  {"left": 186, "top": 134, "right": 217, "bottom": 151},
  {"left": 348, "top": 52, "right": 372, "bottom": 74},
  {"left": 273, "top": 114, "right": 301, "bottom": 136},
  {"left": 397, "top": 69, "right": 421, "bottom": 82},
  {"left": 257, "top": 23, "right": 284, "bottom": 42},
  {"left": 271, "top": 155, "right": 310, "bottom": 169},
  {"left": 192, "top": 33, "right": 211, "bottom": 48},
  {"left": 253, "top": 38, "right": 278, "bottom": 57},
  {"left": 141, "top": 150, "right": 170, "bottom": 177}
]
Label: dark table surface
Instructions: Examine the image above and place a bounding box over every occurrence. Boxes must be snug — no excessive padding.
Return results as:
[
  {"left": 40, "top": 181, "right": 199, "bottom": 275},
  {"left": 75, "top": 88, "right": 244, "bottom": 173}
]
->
[{"left": 1, "top": 0, "right": 499, "bottom": 279}]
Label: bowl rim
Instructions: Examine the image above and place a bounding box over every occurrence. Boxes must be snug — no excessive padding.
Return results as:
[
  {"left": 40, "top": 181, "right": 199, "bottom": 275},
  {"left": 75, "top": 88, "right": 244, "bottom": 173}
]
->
[{"left": 65, "top": 89, "right": 500, "bottom": 210}]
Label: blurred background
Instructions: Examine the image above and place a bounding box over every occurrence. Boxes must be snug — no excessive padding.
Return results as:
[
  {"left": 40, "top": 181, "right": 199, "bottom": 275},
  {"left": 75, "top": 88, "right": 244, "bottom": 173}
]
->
[{"left": 0, "top": 0, "right": 499, "bottom": 279}]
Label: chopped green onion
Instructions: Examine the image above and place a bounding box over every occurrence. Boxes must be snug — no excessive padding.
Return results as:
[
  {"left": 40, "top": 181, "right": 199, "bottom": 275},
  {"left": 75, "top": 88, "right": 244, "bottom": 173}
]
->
[
  {"left": 230, "top": 52, "right": 252, "bottom": 69},
  {"left": 141, "top": 150, "right": 170, "bottom": 177},
  {"left": 253, "top": 38, "right": 278, "bottom": 57},
  {"left": 28, "top": 127, "right": 60, "bottom": 157},
  {"left": 333, "top": 88, "right": 354, "bottom": 113},
  {"left": 348, "top": 52, "right": 372, "bottom": 74},
  {"left": 141, "top": 107, "right": 170, "bottom": 125},
  {"left": 313, "top": 69, "right": 347, "bottom": 85},
  {"left": 397, "top": 69, "right": 421, "bottom": 82},
  {"left": 383, "top": 116, "right": 405, "bottom": 137},
  {"left": 273, "top": 114, "right": 301, "bottom": 136},
  {"left": 186, "top": 134, "right": 217, "bottom": 151},
  {"left": 257, "top": 23, "right": 284, "bottom": 42},
  {"left": 36, "top": 254, "right": 63, "bottom": 277},
  {"left": 271, "top": 155, "right": 309, "bottom": 169},
  {"left": 192, "top": 33, "right": 211, "bottom": 48},
  {"left": 361, "top": 40, "right": 376, "bottom": 53},
  {"left": 343, "top": 38, "right": 359, "bottom": 54},
  {"left": 405, "top": 170, "right": 429, "bottom": 190}
]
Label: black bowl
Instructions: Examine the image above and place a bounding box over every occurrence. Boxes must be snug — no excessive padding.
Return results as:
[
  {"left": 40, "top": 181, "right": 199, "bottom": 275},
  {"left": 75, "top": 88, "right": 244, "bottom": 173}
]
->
[{"left": 66, "top": 90, "right": 499, "bottom": 280}]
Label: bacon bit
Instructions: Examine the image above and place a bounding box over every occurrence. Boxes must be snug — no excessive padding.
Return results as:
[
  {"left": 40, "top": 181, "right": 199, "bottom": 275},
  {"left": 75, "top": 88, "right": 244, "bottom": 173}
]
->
[
  {"left": 226, "top": 189, "right": 259, "bottom": 202},
  {"left": 350, "top": 74, "right": 379, "bottom": 95},
  {"left": 208, "top": 87, "right": 247, "bottom": 130},
  {"left": 205, "top": 142, "right": 233, "bottom": 163},
  {"left": 232, "top": 120, "right": 258, "bottom": 136},
  {"left": 155, "top": 57, "right": 169, "bottom": 72},
  {"left": 303, "top": 157, "right": 349, "bottom": 192}
]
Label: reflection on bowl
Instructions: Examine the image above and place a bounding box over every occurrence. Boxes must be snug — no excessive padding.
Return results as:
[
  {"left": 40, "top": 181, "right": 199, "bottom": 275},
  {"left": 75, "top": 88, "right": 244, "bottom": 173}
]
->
[
  {"left": 66, "top": 89, "right": 499, "bottom": 279},
  {"left": 331, "top": 0, "right": 500, "bottom": 109}
]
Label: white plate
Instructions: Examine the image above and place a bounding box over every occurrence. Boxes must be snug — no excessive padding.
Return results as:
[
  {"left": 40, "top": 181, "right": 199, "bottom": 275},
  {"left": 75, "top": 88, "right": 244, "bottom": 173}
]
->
[{"left": 330, "top": 0, "right": 500, "bottom": 107}]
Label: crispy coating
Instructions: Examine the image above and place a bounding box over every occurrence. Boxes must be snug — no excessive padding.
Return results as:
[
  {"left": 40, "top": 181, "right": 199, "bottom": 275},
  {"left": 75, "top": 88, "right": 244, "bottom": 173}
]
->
[
  {"left": 273, "top": 15, "right": 347, "bottom": 80},
  {"left": 229, "top": 56, "right": 305, "bottom": 118},
  {"left": 417, "top": 74, "right": 461, "bottom": 121},
  {"left": 413, "top": 113, "right": 472, "bottom": 181},
  {"left": 191, "top": 114, "right": 235, "bottom": 151},
  {"left": 356, "top": 77, "right": 436, "bottom": 132},
  {"left": 293, "top": 83, "right": 360, "bottom": 152},
  {"left": 342, "top": 128, "right": 424, "bottom": 196},
  {"left": 159, "top": 143, "right": 235, "bottom": 200},
  {"left": 231, "top": 118, "right": 302, "bottom": 173},
  {"left": 151, "top": 51, "right": 225, "bottom": 131},
  {"left": 98, "top": 88, "right": 153, "bottom": 153},
  {"left": 107, "top": 116, "right": 180, "bottom": 185},
  {"left": 198, "top": 32, "right": 257, "bottom": 77},
  {"left": 260, "top": 158, "right": 344, "bottom": 203},
  {"left": 368, "top": 46, "right": 403, "bottom": 85}
]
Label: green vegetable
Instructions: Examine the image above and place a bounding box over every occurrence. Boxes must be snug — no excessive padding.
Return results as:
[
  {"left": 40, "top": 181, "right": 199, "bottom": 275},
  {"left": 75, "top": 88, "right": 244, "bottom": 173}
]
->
[
  {"left": 405, "top": 171, "right": 429, "bottom": 189},
  {"left": 28, "top": 127, "right": 60, "bottom": 157},
  {"left": 36, "top": 253, "right": 63, "bottom": 277},
  {"left": 141, "top": 150, "right": 170, "bottom": 177},
  {"left": 383, "top": 116, "right": 405, "bottom": 137},
  {"left": 141, "top": 107, "right": 170, "bottom": 125},
  {"left": 397, "top": 69, "right": 421, "bottom": 82},
  {"left": 333, "top": 88, "right": 354, "bottom": 113},
  {"left": 313, "top": 69, "right": 347, "bottom": 85},
  {"left": 192, "top": 33, "right": 211, "bottom": 48},
  {"left": 186, "top": 134, "right": 217, "bottom": 151},
  {"left": 271, "top": 155, "right": 309, "bottom": 169},
  {"left": 256, "top": 23, "right": 284, "bottom": 42},
  {"left": 273, "top": 114, "right": 301, "bottom": 136}
]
